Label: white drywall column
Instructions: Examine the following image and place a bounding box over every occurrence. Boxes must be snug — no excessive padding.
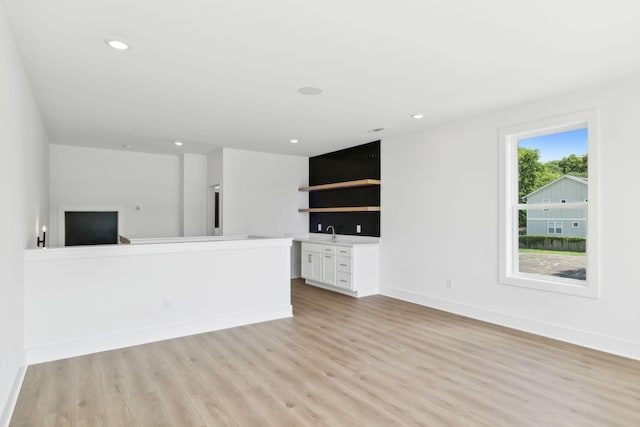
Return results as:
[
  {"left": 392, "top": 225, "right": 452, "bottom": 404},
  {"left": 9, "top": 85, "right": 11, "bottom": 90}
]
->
[
  {"left": 182, "top": 153, "right": 207, "bottom": 236},
  {"left": 221, "top": 148, "right": 308, "bottom": 237},
  {"left": 0, "top": 3, "right": 49, "bottom": 424}
]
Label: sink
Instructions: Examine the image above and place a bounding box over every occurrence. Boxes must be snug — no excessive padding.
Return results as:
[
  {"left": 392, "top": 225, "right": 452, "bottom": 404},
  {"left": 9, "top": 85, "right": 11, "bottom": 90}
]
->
[{"left": 309, "top": 236, "right": 336, "bottom": 242}]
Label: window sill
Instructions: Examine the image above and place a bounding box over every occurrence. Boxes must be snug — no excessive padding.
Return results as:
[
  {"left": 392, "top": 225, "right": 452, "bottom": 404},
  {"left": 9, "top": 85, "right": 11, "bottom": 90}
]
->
[{"left": 499, "top": 274, "right": 599, "bottom": 298}]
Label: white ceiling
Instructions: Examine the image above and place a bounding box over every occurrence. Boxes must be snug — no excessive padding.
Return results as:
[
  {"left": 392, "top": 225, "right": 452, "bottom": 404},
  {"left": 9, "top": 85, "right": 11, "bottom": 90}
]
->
[{"left": 5, "top": 0, "right": 640, "bottom": 157}]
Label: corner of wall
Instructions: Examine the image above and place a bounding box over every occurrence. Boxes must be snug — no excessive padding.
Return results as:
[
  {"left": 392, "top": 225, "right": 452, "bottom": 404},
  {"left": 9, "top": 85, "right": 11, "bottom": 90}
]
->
[
  {"left": 0, "top": 357, "right": 27, "bottom": 427},
  {"left": 0, "top": 2, "right": 50, "bottom": 422}
]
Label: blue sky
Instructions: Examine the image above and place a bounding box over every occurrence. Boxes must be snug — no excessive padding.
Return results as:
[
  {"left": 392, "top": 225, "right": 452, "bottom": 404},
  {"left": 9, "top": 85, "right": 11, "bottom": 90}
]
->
[{"left": 519, "top": 128, "right": 587, "bottom": 162}]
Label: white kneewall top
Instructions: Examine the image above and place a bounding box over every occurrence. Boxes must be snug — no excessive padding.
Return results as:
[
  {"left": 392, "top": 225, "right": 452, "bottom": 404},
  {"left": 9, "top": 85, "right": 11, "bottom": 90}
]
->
[{"left": 25, "top": 236, "right": 292, "bottom": 261}]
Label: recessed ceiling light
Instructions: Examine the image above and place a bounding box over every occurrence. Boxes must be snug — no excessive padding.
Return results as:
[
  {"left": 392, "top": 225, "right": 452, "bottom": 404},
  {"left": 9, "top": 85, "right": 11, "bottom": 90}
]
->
[
  {"left": 105, "top": 38, "right": 130, "bottom": 50},
  {"left": 298, "top": 86, "right": 323, "bottom": 96},
  {"left": 122, "top": 144, "right": 132, "bottom": 149},
  {"left": 368, "top": 128, "right": 385, "bottom": 133},
  {"left": 411, "top": 113, "right": 424, "bottom": 119},
  {"left": 289, "top": 139, "right": 299, "bottom": 144},
  {"left": 174, "top": 141, "right": 184, "bottom": 146}
]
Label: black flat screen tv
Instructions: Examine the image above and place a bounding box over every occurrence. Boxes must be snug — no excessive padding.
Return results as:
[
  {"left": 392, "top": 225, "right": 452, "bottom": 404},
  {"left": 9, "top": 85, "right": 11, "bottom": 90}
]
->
[{"left": 65, "top": 211, "right": 118, "bottom": 246}]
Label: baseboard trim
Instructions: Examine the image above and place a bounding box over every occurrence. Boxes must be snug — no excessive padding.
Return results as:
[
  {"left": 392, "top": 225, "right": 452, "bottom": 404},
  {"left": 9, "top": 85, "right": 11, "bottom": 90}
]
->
[
  {"left": 379, "top": 286, "right": 640, "bottom": 361},
  {"left": 27, "top": 305, "right": 293, "bottom": 365},
  {"left": 0, "top": 362, "right": 27, "bottom": 427},
  {"left": 304, "top": 280, "right": 358, "bottom": 297}
]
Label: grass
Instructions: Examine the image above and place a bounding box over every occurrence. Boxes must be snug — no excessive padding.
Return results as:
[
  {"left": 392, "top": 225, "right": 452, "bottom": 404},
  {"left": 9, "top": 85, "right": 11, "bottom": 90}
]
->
[{"left": 519, "top": 248, "right": 586, "bottom": 256}]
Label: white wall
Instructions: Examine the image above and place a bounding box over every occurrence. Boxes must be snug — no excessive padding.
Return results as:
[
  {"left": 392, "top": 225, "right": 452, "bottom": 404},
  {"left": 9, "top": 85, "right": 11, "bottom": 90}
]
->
[
  {"left": 182, "top": 153, "right": 207, "bottom": 236},
  {"left": 222, "top": 148, "right": 308, "bottom": 237},
  {"left": 207, "top": 149, "right": 223, "bottom": 188},
  {"left": 24, "top": 238, "right": 292, "bottom": 364},
  {"left": 381, "top": 74, "right": 640, "bottom": 360},
  {"left": 49, "top": 145, "right": 182, "bottom": 244},
  {"left": 0, "top": 2, "right": 49, "bottom": 424}
]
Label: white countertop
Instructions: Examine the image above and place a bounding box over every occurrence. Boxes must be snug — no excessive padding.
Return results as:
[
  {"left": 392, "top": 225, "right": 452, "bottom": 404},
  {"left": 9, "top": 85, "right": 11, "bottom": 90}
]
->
[{"left": 289, "top": 233, "right": 380, "bottom": 247}]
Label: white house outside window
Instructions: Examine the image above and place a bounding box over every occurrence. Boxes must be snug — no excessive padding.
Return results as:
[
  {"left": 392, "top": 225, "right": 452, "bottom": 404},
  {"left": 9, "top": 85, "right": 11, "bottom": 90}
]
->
[{"left": 499, "top": 110, "right": 599, "bottom": 298}]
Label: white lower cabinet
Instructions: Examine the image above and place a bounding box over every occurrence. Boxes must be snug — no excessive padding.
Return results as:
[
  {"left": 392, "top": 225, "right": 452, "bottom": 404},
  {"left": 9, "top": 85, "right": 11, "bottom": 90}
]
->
[
  {"left": 301, "top": 248, "right": 322, "bottom": 282},
  {"left": 335, "top": 271, "right": 352, "bottom": 290},
  {"left": 322, "top": 254, "right": 336, "bottom": 285},
  {"left": 336, "top": 256, "right": 351, "bottom": 273},
  {"left": 301, "top": 243, "right": 333, "bottom": 285},
  {"left": 300, "top": 241, "right": 378, "bottom": 297}
]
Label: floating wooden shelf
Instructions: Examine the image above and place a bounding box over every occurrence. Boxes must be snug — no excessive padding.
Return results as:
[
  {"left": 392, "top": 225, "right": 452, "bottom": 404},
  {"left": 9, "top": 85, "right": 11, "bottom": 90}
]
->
[
  {"left": 299, "top": 179, "right": 381, "bottom": 192},
  {"left": 298, "top": 206, "right": 381, "bottom": 213}
]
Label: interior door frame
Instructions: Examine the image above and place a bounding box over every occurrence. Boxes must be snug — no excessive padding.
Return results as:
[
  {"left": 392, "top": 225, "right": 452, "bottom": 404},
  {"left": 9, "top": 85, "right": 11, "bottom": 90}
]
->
[{"left": 207, "top": 184, "right": 222, "bottom": 236}]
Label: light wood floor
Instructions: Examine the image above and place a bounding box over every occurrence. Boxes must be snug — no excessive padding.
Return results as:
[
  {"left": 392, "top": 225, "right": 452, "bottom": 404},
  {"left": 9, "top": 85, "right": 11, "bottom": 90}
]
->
[{"left": 11, "top": 279, "right": 640, "bottom": 426}]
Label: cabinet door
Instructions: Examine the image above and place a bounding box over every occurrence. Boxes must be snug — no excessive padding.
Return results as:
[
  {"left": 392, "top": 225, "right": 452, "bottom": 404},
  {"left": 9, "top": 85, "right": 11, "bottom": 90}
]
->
[
  {"left": 311, "top": 253, "right": 323, "bottom": 282},
  {"left": 301, "top": 251, "right": 312, "bottom": 279},
  {"left": 322, "top": 254, "right": 336, "bottom": 285}
]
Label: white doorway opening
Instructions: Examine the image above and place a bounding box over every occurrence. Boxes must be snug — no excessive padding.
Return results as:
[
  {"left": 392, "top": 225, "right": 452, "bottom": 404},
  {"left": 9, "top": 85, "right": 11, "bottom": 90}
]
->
[{"left": 207, "top": 184, "right": 222, "bottom": 236}]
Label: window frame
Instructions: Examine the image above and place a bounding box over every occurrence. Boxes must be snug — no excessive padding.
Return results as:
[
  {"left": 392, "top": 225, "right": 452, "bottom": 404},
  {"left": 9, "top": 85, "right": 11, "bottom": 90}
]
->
[
  {"left": 547, "top": 221, "right": 563, "bottom": 235},
  {"left": 498, "top": 110, "right": 599, "bottom": 298}
]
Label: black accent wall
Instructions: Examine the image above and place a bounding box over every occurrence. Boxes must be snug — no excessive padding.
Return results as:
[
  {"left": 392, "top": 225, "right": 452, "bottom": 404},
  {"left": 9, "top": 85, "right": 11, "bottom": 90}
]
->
[{"left": 308, "top": 141, "right": 381, "bottom": 237}]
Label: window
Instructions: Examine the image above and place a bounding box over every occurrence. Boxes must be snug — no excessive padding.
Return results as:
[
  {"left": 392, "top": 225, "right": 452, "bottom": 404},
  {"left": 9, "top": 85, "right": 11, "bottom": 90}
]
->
[
  {"left": 547, "top": 221, "right": 563, "bottom": 234},
  {"left": 499, "top": 110, "right": 598, "bottom": 298}
]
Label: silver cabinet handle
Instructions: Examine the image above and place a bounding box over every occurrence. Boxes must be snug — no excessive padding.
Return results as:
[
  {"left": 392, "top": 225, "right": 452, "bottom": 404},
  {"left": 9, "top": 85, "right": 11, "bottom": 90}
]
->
[
  {"left": 339, "top": 264, "right": 347, "bottom": 267},
  {"left": 325, "top": 256, "right": 332, "bottom": 259},
  {"left": 340, "top": 279, "right": 347, "bottom": 283}
]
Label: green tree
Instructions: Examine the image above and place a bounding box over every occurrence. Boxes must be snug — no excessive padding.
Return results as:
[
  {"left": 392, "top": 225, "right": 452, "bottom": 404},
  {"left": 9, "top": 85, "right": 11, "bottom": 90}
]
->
[
  {"left": 518, "top": 147, "right": 545, "bottom": 202},
  {"left": 518, "top": 147, "right": 561, "bottom": 227},
  {"left": 558, "top": 154, "right": 588, "bottom": 177},
  {"left": 544, "top": 160, "right": 562, "bottom": 175}
]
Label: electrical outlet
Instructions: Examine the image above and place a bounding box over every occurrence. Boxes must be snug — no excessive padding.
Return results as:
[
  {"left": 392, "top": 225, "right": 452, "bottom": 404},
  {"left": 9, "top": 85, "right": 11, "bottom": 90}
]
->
[
  {"left": 446, "top": 278, "right": 454, "bottom": 289},
  {"left": 135, "top": 204, "right": 143, "bottom": 211},
  {"left": 356, "top": 224, "right": 361, "bottom": 233},
  {"left": 163, "top": 298, "right": 171, "bottom": 310},
  {"left": 317, "top": 224, "right": 322, "bottom": 231}
]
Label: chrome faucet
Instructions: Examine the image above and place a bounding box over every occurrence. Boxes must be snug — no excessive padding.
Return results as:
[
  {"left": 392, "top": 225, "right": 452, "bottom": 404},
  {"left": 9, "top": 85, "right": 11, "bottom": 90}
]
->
[{"left": 326, "top": 225, "right": 336, "bottom": 242}]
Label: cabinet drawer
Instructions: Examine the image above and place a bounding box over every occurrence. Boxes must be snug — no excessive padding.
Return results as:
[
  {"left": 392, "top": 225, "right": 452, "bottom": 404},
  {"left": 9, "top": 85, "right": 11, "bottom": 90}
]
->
[
  {"left": 322, "top": 245, "right": 336, "bottom": 255},
  {"left": 336, "top": 272, "right": 352, "bottom": 290},
  {"left": 302, "top": 242, "right": 322, "bottom": 253},
  {"left": 336, "top": 256, "right": 352, "bottom": 273},
  {"left": 335, "top": 246, "right": 352, "bottom": 257}
]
